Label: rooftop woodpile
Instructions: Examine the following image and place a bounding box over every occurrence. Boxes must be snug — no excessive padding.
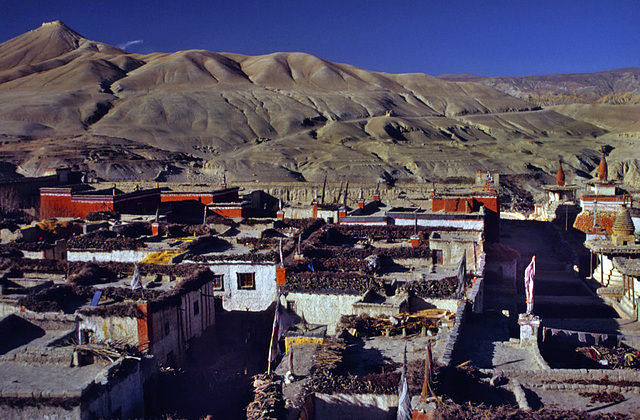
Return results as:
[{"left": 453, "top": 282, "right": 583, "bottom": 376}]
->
[
  {"left": 400, "top": 277, "right": 458, "bottom": 298},
  {"left": 245, "top": 373, "right": 285, "bottom": 420},
  {"left": 67, "top": 230, "right": 145, "bottom": 250},
  {"left": 283, "top": 272, "right": 384, "bottom": 294}
]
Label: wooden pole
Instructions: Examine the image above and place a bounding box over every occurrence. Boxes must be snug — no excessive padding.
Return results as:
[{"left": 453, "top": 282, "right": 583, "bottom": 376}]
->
[
  {"left": 420, "top": 340, "right": 433, "bottom": 402},
  {"left": 321, "top": 174, "right": 327, "bottom": 205},
  {"left": 267, "top": 320, "right": 276, "bottom": 374}
]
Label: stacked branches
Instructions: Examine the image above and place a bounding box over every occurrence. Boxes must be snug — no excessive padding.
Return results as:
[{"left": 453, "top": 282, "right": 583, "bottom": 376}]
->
[{"left": 246, "top": 373, "right": 285, "bottom": 420}]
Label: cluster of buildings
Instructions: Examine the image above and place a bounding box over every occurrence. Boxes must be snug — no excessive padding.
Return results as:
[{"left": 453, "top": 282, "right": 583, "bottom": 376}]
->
[
  {"left": 0, "top": 169, "right": 509, "bottom": 418},
  {"left": 2, "top": 158, "right": 640, "bottom": 418}
]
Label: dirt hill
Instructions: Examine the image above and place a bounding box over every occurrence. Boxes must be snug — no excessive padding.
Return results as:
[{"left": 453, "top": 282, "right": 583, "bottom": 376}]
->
[{"left": 0, "top": 21, "right": 638, "bottom": 189}]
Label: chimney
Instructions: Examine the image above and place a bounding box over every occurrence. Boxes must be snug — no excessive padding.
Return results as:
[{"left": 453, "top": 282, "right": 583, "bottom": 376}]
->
[
  {"left": 598, "top": 153, "right": 608, "bottom": 182},
  {"left": 276, "top": 267, "right": 286, "bottom": 285},
  {"left": 411, "top": 235, "right": 420, "bottom": 247},
  {"left": 338, "top": 207, "right": 347, "bottom": 222},
  {"left": 312, "top": 202, "right": 318, "bottom": 218},
  {"left": 221, "top": 172, "right": 227, "bottom": 189},
  {"left": 277, "top": 198, "right": 284, "bottom": 220},
  {"left": 556, "top": 159, "right": 566, "bottom": 187}
]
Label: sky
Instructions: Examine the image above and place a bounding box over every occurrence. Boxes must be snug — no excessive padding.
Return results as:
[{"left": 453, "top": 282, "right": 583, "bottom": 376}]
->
[{"left": 2, "top": 0, "right": 638, "bottom": 77}]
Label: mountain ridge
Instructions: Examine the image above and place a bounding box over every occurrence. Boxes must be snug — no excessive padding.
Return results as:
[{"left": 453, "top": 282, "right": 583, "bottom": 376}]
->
[{"left": 0, "top": 21, "right": 638, "bottom": 189}]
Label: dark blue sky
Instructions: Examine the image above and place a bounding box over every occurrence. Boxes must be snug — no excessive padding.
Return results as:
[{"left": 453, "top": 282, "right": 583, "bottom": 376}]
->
[{"left": 2, "top": 0, "right": 638, "bottom": 77}]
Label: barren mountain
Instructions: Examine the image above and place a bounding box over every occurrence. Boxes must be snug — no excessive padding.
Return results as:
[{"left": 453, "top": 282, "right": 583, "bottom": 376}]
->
[
  {"left": 0, "top": 21, "right": 638, "bottom": 189},
  {"left": 439, "top": 68, "right": 640, "bottom": 105}
]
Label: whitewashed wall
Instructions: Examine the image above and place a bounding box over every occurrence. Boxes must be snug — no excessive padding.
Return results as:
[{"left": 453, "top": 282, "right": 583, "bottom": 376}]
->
[
  {"left": 393, "top": 218, "right": 484, "bottom": 230},
  {"left": 284, "top": 292, "right": 362, "bottom": 334},
  {"left": 68, "top": 249, "right": 150, "bottom": 263},
  {"left": 79, "top": 315, "right": 139, "bottom": 346},
  {"left": 201, "top": 262, "right": 277, "bottom": 312}
]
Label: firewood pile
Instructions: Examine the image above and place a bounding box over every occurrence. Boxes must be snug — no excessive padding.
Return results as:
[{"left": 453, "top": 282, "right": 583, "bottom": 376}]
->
[
  {"left": 245, "top": 373, "right": 285, "bottom": 420},
  {"left": 305, "top": 339, "right": 404, "bottom": 395},
  {"left": 579, "top": 391, "right": 625, "bottom": 404},
  {"left": 118, "top": 222, "right": 152, "bottom": 238},
  {"left": 0, "top": 243, "right": 23, "bottom": 258},
  {"left": 283, "top": 272, "right": 385, "bottom": 293},
  {"left": 18, "top": 284, "right": 89, "bottom": 313},
  {"left": 68, "top": 230, "right": 145, "bottom": 250},
  {"left": 302, "top": 245, "right": 430, "bottom": 260},
  {"left": 333, "top": 225, "right": 460, "bottom": 241},
  {"left": 339, "top": 312, "right": 444, "bottom": 337},
  {"left": 17, "top": 267, "right": 214, "bottom": 313},
  {"left": 0, "top": 258, "right": 205, "bottom": 278},
  {"left": 77, "top": 302, "right": 143, "bottom": 318},
  {"left": 288, "top": 257, "right": 371, "bottom": 273},
  {"left": 190, "top": 251, "right": 279, "bottom": 263},
  {"left": 180, "top": 235, "right": 229, "bottom": 253},
  {"left": 206, "top": 214, "right": 237, "bottom": 226},
  {"left": 312, "top": 338, "right": 346, "bottom": 373},
  {"left": 159, "top": 223, "right": 215, "bottom": 238},
  {"left": 15, "top": 241, "right": 53, "bottom": 251},
  {"left": 75, "top": 342, "right": 142, "bottom": 363},
  {"left": 576, "top": 345, "right": 640, "bottom": 369},
  {"left": 68, "top": 262, "right": 116, "bottom": 286},
  {"left": 401, "top": 277, "right": 458, "bottom": 298},
  {"left": 435, "top": 401, "right": 614, "bottom": 420},
  {"left": 238, "top": 237, "right": 281, "bottom": 250},
  {"left": 86, "top": 210, "right": 119, "bottom": 221}
]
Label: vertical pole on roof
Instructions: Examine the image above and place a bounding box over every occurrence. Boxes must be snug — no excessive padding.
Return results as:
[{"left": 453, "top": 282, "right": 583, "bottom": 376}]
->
[
  {"left": 343, "top": 180, "right": 349, "bottom": 209},
  {"left": 321, "top": 174, "right": 327, "bottom": 205},
  {"left": 600, "top": 252, "right": 604, "bottom": 286},
  {"left": 336, "top": 179, "right": 344, "bottom": 204}
]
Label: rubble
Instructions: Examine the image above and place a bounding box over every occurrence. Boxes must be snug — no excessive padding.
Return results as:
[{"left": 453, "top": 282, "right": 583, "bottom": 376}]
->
[
  {"left": 576, "top": 345, "right": 640, "bottom": 369},
  {"left": 339, "top": 311, "right": 446, "bottom": 337}
]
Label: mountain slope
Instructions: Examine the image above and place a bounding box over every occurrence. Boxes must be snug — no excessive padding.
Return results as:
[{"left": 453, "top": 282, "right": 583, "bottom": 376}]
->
[{"left": 0, "top": 21, "right": 634, "bottom": 186}]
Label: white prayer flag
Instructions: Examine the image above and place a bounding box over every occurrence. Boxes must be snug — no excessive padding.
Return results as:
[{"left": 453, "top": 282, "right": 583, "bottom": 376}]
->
[{"left": 525, "top": 256, "right": 536, "bottom": 314}]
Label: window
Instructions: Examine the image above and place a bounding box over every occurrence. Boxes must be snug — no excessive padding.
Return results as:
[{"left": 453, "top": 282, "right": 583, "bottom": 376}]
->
[
  {"left": 237, "top": 272, "right": 256, "bottom": 290},
  {"left": 286, "top": 300, "right": 297, "bottom": 313},
  {"left": 164, "top": 321, "right": 170, "bottom": 336},
  {"left": 212, "top": 274, "right": 224, "bottom": 291},
  {"left": 193, "top": 300, "right": 200, "bottom": 316}
]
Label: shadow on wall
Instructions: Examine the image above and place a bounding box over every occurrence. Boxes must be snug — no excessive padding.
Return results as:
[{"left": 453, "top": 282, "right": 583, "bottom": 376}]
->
[{"left": 0, "top": 314, "right": 45, "bottom": 355}]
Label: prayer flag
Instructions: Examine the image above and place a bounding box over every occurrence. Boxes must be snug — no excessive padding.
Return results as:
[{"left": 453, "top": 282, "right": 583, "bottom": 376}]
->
[
  {"left": 525, "top": 256, "right": 536, "bottom": 314},
  {"left": 397, "top": 345, "right": 412, "bottom": 420},
  {"left": 456, "top": 250, "right": 467, "bottom": 298},
  {"left": 131, "top": 263, "right": 142, "bottom": 290}
]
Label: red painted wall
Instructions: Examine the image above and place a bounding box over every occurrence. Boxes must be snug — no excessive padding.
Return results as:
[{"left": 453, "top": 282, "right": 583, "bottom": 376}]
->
[{"left": 432, "top": 195, "right": 498, "bottom": 214}]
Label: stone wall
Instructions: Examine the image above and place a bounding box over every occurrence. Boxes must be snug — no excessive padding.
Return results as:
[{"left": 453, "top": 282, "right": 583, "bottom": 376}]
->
[{"left": 84, "top": 358, "right": 145, "bottom": 419}]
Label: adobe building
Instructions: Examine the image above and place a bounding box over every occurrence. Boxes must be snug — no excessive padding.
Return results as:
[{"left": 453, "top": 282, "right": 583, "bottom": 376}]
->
[
  {"left": 161, "top": 186, "right": 251, "bottom": 218},
  {"left": 40, "top": 185, "right": 161, "bottom": 219},
  {"left": 584, "top": 205, "right": 640, "bottom": 317},
  {"left": 538, "top": 160, "right": 580, "bottom": 222}
]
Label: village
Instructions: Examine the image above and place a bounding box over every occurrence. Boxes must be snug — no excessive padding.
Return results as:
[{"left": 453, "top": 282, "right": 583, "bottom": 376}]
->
[{"left": 1, "top": 156, "right": 640, "bottom": 419}]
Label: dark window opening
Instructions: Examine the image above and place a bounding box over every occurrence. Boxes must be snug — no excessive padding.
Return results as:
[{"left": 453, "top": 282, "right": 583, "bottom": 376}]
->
[
  {"left": 212, "top": 274, "right": 224, "bottom": 290},
  {"left": 164, "top": 321, "right": 170, "bottom": 336},
  {"left": 237, "top": 272, "right": 256, "bottom": 290},
  {"left": 193, "top": 300, "right": 200, "bottom": 316}
]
